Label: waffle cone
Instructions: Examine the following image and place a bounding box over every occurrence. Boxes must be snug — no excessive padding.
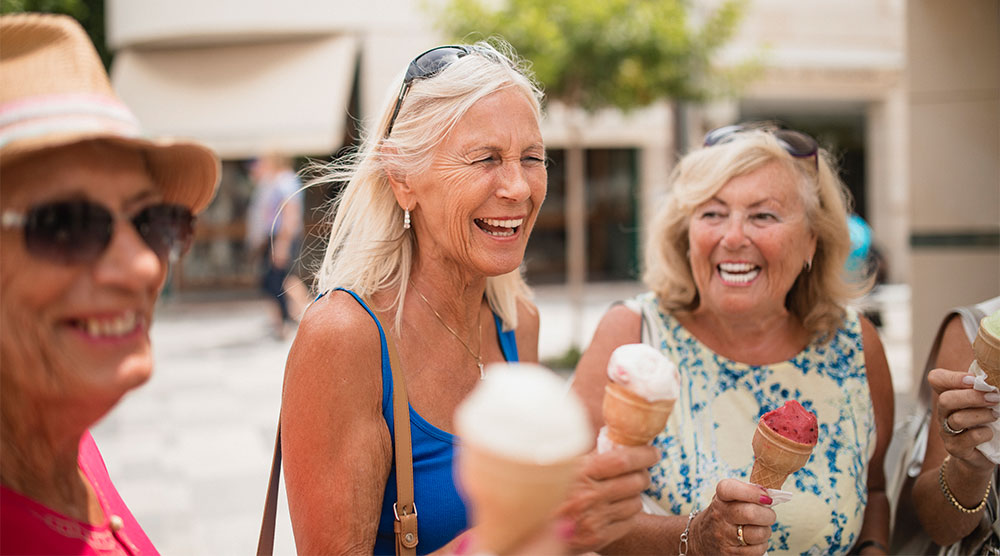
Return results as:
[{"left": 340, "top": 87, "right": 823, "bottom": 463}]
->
[
  {"left": 749, "top": 421, "right": 815, "bottom": 490},
  {"left": 601, "top": 383, "right": 674, "bottom": 446},
  {"left": 974, "top": 322, "right": 1000, "bottom": 389},
  {"left": 457, "top": 445, "right": 580, "bottom": 555}
]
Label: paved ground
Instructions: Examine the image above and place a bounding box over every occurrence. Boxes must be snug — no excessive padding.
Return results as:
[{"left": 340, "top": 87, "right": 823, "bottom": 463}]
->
[{"left": 91, "top": 282, "right": 913, "bottom": 555}]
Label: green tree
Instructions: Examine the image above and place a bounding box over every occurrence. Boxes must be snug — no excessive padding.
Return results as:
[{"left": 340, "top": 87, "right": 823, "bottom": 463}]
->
[
  {"left": 1, "top": 0, "right": 110, "bottom": 70},
  {"left": 436, "top": 0, "right": 752, "bottom": 347}
]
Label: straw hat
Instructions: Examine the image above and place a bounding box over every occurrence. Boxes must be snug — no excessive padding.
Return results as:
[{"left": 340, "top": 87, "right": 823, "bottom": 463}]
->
[{"left": 0, "top": 13, "right": 220, "bottom": 214}]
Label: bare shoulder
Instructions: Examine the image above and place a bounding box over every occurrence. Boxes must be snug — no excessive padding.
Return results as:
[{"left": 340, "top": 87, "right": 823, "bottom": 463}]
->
[{"left": 283, "top": 290, "right": 383, "bottom": 404}]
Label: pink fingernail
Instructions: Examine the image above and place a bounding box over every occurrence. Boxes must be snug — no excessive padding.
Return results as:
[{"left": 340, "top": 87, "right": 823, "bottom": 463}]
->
[
  {"left": 963, "top": 375, "right": 976, "bottom": 385},
  {"left": 557, "top": 518, "right": 576, "bottom": 541},
  {"left": 454, "top": 534, "right": 473, "bottom": 555},
  {"left": 760, "top": 494, "right": 773, "bottom": 505}
]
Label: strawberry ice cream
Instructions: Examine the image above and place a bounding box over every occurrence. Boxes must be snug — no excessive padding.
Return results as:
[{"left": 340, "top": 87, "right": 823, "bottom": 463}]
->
[{"left": 762, "top": 400, "right": 818, "bottom": 445}]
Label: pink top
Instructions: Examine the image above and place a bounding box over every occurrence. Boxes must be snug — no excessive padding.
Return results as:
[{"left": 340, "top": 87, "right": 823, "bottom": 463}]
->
[{"left": 1, "top": 432, "right": 157, "bottom": 555}]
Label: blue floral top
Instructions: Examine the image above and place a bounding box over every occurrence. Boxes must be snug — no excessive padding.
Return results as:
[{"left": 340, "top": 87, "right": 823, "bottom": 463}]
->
[{"left": 630, "top": 292, "right": 874, "bottom": 555}]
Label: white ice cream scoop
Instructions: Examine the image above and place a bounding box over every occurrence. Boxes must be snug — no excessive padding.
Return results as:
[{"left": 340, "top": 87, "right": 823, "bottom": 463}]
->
[{"left": 607, "top": 343, "right": 679, "bottom": 402}]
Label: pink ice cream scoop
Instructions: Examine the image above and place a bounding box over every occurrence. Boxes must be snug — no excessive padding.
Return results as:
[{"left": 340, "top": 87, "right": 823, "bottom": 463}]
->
[{"left": 761, "top": 400, "right": 818, "bottom": 445}]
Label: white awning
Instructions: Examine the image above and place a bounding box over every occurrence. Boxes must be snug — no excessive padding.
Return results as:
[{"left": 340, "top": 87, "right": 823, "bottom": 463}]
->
[{"left": 111, "top": 35, "right": 357, "bottom": 159}]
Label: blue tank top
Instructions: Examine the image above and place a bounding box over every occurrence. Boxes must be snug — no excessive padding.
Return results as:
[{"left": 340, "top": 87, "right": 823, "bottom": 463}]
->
[{"left": 335, "top": 289, "right": 519, "bottom": 555}]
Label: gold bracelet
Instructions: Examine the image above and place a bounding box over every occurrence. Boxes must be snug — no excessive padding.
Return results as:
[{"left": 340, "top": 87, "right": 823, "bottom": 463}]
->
[{"left": 939, "top": 455, "right": 993, "bottom": 514}]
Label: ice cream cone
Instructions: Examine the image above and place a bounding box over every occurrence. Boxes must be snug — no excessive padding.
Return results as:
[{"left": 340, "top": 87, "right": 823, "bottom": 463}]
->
[
  {"left": 457, "top": 444, "right": 579, "bottom": 555},
  {"left": 750, "top": 421, "right": 815, "bottom": 490},
  {"left": 602, "top": 382, "right": 674, "bottom": 446},
  {"left": 973, "top": 320, "right": 1000, "bottom": 389}
]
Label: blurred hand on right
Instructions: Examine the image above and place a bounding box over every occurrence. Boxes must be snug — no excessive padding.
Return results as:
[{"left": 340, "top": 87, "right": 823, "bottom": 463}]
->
[{"left": 928, "top": 367, "right": 998, "bottom": 471}]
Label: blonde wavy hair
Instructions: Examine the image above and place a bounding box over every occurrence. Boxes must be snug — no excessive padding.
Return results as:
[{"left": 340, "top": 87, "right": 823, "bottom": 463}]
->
[
  {"left": 311, "top": 40, "right": 543, "bottom": 331},
  {"left": 643, "top": 126, "right": 869, "bottom": 341}
]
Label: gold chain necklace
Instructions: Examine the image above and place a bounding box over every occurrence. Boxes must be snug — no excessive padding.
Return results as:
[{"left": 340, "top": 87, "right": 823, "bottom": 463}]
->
[{"left": 410, "top": 283, "right": 484, "bottom": 380}]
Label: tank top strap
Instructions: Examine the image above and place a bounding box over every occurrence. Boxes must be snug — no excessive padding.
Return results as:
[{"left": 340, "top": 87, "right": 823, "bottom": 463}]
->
[{"left": 333, "top": 288, "right": 395, "bottom": 420}]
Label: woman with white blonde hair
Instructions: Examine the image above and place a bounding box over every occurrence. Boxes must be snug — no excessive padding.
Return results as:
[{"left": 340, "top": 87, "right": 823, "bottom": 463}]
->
[
  {"left": 281, "top": 41, "right": 656, "bottom": 554},
  {"left": 573, "top": 124, "right": 893, "bottom": 554}
]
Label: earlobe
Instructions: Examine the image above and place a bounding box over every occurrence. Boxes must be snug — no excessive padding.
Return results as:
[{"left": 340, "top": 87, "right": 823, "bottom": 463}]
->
[{"left": 384, "top": 167, "right": 415, "bottom": 212}]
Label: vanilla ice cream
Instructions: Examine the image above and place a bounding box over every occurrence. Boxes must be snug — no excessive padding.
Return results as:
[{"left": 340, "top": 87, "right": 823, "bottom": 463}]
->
[
  {"left": 607, "top": 343, "right": 679, "bottom": 402},
  {"left": 455, "top": 362, "right": 593, "bottom": 464}
]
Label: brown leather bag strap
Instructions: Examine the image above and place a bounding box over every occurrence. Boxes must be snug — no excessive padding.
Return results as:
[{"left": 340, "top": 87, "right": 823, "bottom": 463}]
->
[
  {"left": 384, "top": 324, "right": 418, "bottom": 555},
  {"left": 256, "top": 423, "right": 281, "bottom": 556}
]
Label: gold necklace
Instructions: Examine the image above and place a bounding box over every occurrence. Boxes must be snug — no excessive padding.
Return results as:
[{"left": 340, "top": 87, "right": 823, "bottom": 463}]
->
[{"left": 410, "top": 283, "right": 485, "bottom": 380}]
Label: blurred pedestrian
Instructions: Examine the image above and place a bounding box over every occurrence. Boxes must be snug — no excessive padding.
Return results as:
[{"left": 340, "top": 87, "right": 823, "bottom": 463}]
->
[
  {"left": 246, "top": 152, "right": 308, "bottom": 339},
  {"left": 0, "top": 13, "right": 218, "bottom": 554}
]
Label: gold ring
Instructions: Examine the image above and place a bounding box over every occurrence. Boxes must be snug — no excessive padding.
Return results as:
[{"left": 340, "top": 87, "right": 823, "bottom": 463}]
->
[{"left": 737, "top": 524, "right": 747, "bottom": 546}]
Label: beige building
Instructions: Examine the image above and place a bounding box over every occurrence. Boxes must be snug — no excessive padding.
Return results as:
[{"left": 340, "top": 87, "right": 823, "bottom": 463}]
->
[{"left": 107, "top": 0, "right": 999, "bottom": 391}]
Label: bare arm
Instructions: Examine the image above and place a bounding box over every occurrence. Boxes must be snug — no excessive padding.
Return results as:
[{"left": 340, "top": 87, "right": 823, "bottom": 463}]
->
[
  {"left": 281, "top": 292, "right": 392, "bottom": 553},
  {"left": 850, "top": 316, "right": 894, "bottom": 554},
  {"left": 912, "top": 315, "right": 997, "bottom": 546}
]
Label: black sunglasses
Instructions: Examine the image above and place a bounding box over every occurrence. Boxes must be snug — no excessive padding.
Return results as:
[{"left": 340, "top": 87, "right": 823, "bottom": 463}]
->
[
  {"left": 703, "top": 125, "right": 819, "bottom": 169},
  {"left": 383, "top": 45, "right": 474, "bottom": 139},
  {"left": 1, "top": 200, "right": 195, "bottom": 265}
]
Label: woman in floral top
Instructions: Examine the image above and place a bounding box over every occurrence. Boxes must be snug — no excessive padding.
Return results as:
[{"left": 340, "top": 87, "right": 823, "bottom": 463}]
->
[{"left": 573, "top": 124, "right": 893, "bottom": 555}]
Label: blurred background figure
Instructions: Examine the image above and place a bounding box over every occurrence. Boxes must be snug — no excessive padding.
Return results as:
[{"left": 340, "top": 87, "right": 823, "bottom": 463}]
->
[
  {"left": 246, "top": 152, "right": 309, "bottom": 339},
  {"left": 0, "top": 13, "right": 218, "bottom": 555}
]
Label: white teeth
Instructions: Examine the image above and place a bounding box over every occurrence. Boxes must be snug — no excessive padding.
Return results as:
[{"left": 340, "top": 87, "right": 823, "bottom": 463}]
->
[
  {"left": 717, "top": 262, "right": 760, "bottom": 284},
  {"left": 480, "top": 217, "right": 524, "bottom": 228},
  {"left": 80, "top": 312, "right": 139, "bottom": 338},
  {"left": 477, "top": 217, "right": 522, "bottom": 237},
  {"left": 719, "top": 267, "right": 760, "bottom": 284},
  {"left": 719, "top": 262, "right": 756, "bottom": 272},
  {"left": 484, "top": 228, "right": 515, "bottom": 237}
]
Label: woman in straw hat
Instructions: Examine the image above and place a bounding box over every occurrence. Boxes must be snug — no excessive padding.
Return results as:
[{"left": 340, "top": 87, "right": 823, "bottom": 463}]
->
[{"left": 0, "top": 13, "right": 218, "bottom": 554}]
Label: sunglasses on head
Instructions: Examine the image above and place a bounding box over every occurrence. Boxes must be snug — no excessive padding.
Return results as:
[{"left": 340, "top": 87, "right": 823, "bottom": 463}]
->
[
  {"left": 383, "top": 45, "right": 475, "bottom": 139},
  {"left": 1, "top": 200, "right": 195, "bottom": 265},
  {"left": 703, "top": 125, "right": 819, "bottom": 169}
]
